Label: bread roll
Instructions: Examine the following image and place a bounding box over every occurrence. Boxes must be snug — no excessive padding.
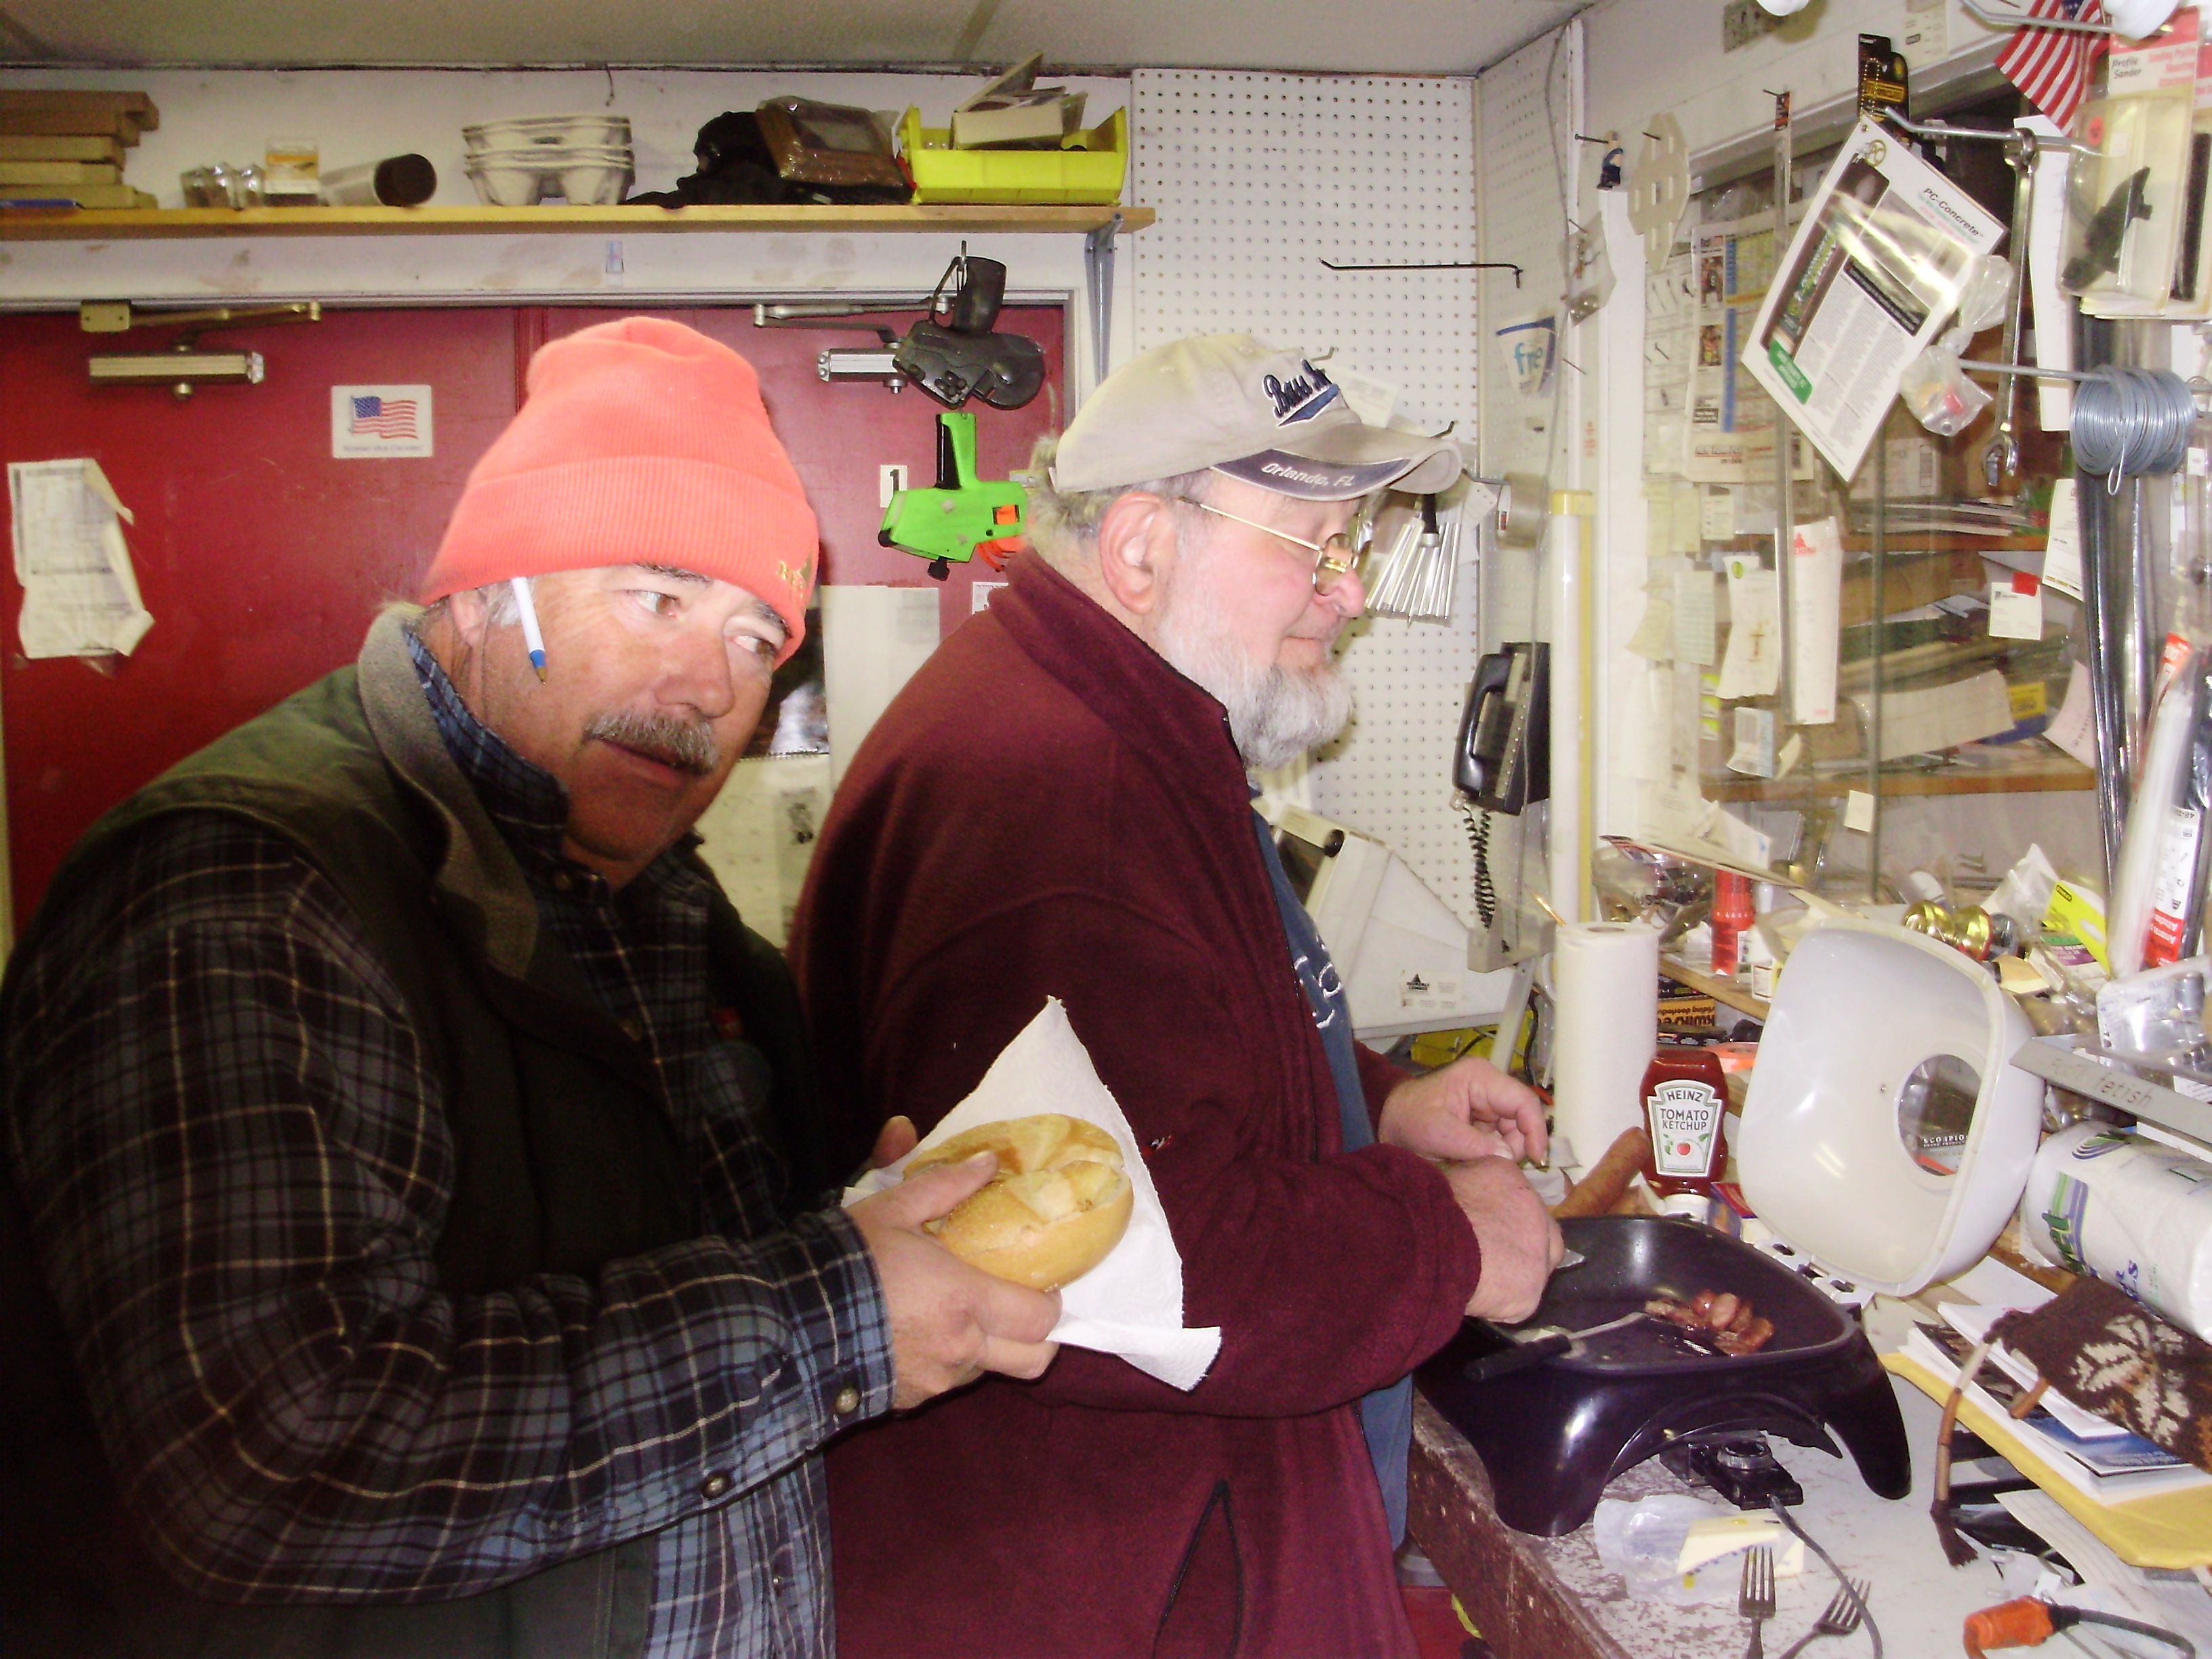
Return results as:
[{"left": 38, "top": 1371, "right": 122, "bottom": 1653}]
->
[{"left": 905, "top": 1113, "right": 1134, "bottom": 1290}]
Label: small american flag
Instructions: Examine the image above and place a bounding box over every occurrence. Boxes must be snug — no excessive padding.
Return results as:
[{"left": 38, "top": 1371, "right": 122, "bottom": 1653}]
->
[
  {"left": 349, "top": 394, "right": 419, "bottom": 440},
  {"left": 1996, "top": 0, "right": 2108, "bottom": 133}
]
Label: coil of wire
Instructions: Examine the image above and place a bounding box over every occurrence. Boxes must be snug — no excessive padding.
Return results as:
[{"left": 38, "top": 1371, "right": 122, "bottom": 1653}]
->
[{"left": 2070, "top": 367, "right": 2199, "bottom": 492}]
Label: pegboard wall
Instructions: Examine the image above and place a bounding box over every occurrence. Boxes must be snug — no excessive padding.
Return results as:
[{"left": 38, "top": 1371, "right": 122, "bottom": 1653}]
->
[{"left": 1130, "top": 68, "right": 1490, "bottom": 926}]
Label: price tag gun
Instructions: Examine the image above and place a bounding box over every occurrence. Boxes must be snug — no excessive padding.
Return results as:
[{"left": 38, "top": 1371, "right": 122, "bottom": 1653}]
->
[{"left": 878, "top": 409, "right": 1028, "bottom": 580}]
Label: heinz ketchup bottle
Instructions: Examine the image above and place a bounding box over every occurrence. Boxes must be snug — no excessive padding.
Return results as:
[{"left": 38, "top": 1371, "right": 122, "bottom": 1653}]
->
[{"left": 1640, "top": 1042, "right": 1728, "bottom": 1219}]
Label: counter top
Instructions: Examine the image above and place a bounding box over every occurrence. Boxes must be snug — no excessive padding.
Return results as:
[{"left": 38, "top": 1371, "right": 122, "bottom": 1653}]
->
[{"left": 1409, "top": 1374, "right": 2013, "bottom": 1658}]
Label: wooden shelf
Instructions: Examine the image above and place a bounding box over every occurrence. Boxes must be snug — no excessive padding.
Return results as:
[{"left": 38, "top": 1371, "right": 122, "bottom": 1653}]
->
[
  {"left": 1841, "top": 531, "right": 2047, "bottom": 552},
  {"left": 0, "top": 203, "right": 1154, "bottom": 241},
  {"left": 1706, "top": 745, "right": 2093, "bottom": 802},
  {"left": 1659, "top": 955, "right": 1771, "bottom": 1020}
]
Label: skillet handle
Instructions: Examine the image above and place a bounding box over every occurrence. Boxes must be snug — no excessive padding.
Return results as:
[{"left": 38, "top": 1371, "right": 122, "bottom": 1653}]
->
[{"left": 1462, "top": 1332, "right": 1571, "bottom": 1383}]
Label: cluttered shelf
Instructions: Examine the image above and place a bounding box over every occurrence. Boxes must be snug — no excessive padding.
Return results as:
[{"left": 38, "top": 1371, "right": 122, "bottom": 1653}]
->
[
  {"left": 1656, "top": 955, "right": 1770, "bottom": 1021},
  {"left": 1704, "top": 745, "right": 2093, "bottom": 802},
  {"left": 0, "top": 203, "right": 1155, "bottom": 240}
]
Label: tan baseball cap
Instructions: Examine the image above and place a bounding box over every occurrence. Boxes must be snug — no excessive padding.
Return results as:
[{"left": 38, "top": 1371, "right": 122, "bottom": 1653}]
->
[{"left": 1050, "top": 333, "right": 1463, "bottom": 501}]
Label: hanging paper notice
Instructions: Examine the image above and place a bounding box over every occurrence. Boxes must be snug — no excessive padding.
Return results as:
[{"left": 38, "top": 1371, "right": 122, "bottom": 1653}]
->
[
  {"left": 1788, "top": 516, "right": 1843, "bottom": 725},
  {"left": 1741, "top": 118, "right": 2005, "bottom": 481},
  {"left": 7, "top": 458, "right": 154, "bottom": 659},
  {"left": 2047, "top": 661, "right": 2099, "bottom": 769},
  {"left": 1672, "top": 568, "right": 1717, "bottom": 665},
  {"left": 331, "top": 384, "right": 434, "bottom": 459},
  {"left": 1715, "top": 555, "right": 1780, "bottom": 699},
  {"left": 2041, "top": 478, "right": 2084, "bottom": 600}
]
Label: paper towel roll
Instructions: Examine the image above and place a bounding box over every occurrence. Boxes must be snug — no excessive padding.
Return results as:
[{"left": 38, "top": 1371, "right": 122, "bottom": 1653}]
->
[
  {"left": 2021, "top": 1122, "right": 2212, "bottom": 1342},
  {"left": 1551, "top": 922, "right": 1660, "bottom": 1168}
]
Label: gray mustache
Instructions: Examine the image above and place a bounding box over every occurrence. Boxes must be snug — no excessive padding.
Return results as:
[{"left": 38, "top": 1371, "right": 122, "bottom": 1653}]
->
[{"left": 585, "top": 710, "right": 720, "bottom": 776}]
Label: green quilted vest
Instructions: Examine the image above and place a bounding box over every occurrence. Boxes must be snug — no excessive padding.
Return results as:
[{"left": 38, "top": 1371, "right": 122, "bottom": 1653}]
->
[{"left": 0, "top": 615, "right": 825, "bottom": 1658}]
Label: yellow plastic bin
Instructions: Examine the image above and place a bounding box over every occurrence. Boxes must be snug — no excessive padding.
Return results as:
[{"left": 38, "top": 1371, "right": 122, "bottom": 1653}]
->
[{"left": 897, "top": 106, "right": 1127, "bottom": 205}]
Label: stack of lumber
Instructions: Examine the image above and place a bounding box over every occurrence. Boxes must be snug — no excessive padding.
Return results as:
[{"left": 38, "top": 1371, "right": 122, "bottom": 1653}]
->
[{"left": 0, "top": 90, "right": 159, "bottom": 209}]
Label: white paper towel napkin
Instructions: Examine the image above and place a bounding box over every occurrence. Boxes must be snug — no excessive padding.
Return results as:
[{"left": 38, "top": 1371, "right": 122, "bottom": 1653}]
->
[
  {"left": 842, "top": 997, "right": 1223, "bottom": 1391},
  {"left": 1551, "top": 921, "right": 1659, "bottom": 1168}
]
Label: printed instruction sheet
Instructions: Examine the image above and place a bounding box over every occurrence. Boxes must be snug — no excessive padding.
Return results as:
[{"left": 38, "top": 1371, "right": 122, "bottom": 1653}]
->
[
  {"left": 1744, "top": 118, "right": 2004, "bottom": 481},
  {"left": 8, "top": 458, "right": 154, "bottom": 658}
]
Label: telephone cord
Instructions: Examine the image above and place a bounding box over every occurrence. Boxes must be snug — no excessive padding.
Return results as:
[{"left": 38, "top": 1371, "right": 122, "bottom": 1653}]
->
[{"left": 1458, "top": 796, "right": 1499, "bottom": 931}]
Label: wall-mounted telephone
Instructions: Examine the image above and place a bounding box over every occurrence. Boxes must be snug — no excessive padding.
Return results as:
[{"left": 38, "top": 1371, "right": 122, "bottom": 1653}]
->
[{"left": 1455, "top": 642, "right": 1550, "bottom": 815}]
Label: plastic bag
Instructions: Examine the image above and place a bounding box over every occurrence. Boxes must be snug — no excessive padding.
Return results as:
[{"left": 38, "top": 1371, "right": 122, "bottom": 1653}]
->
[
  {"left": 1591, "top": 1494, "right": 1736, "bottom": 1605},
  {"left": 1900, "top": 344, "right": 1992, "bottom": 436},
  {"left": 1900, "top": 251, "right": 2014, "bottom": 436}
]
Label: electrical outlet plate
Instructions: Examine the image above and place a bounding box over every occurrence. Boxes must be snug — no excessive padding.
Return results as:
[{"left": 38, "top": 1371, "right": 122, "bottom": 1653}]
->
[{"left": 1723, "top": 0, "right": 1784, "bottom": 51}]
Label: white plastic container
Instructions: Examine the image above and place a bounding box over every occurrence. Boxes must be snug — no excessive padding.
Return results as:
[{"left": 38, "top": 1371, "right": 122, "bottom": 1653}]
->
[
  {"left": 1736, "top": 918, "right": 2045, "bottom": 1294},
  {"left": 2020, "top": 1122, "right": 2212, "bottom": 1341}
]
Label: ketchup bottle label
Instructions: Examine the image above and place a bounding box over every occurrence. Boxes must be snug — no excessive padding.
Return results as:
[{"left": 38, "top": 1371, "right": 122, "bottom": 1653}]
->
[{"left": 1647, "top": 1080, "right": 1725, "bottom": 1179}]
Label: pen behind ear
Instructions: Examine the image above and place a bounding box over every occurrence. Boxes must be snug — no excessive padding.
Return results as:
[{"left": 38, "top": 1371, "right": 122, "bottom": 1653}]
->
[{"left": 510, "top": 576, "right": 547, "bottom": 680}]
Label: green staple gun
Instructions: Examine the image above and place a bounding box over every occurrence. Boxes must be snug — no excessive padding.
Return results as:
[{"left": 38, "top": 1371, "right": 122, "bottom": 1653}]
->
[{"left": 878, "top": 409, "right": 1027, "bottom": 580}]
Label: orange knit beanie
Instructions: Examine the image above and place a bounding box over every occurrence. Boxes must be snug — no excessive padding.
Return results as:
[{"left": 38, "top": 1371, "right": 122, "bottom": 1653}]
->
[{"left": 419, "top": 317, "right": 819, "bottom": 664}]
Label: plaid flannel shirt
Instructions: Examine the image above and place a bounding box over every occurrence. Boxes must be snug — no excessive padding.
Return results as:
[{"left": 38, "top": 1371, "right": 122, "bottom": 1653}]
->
[{"left": 1, "top": 632, "right": 892, "bottom": 1658}]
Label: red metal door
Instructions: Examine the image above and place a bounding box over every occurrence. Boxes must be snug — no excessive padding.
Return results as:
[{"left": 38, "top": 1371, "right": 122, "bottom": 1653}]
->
[{"left": 0, "top": 301, "right": 1063, "bottom": 922}]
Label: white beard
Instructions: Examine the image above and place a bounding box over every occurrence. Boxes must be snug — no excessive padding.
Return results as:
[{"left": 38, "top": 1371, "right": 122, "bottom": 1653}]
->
[{"left": 1151, "top": 546, "right": 1353, "bottom": 773}]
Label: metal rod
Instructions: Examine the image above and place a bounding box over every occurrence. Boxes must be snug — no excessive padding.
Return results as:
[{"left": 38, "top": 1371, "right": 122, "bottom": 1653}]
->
[
  {"left": 1883, "top": 112, "right": 2092, "bottom": 155},
  {"left": 1957, "top": 358, "right": 2105, "bottom": 383},
  {"left": 1868, "top": 425, "right": 1885, "bottom": 903},
  {"left": 1320, "top": 258, "right": 1524, "bottom": 287},
  {"left": 1984, "top": 129, "right": 2039, "bottom": 494},
  {"left": 1957, "top": 0, "right": 2171, "bottom": 37},
  {"left": 2081, "top": 311, "right": 2131, "bottom": 882},
  {"left": 1773, "top": 89, "right": 1796, "bottom": 724},
  {"left": 2127, "top": 477, "right": 2156, "bottom": 777}
]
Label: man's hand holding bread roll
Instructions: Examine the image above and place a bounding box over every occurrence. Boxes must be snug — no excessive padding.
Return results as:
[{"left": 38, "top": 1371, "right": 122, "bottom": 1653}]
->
[
  {"left": 903, "top": 1114, "right": 1134, "bottom": 1290},
  {"left": 847, "top": 1151, "right": 1063, "bottom": 1410}
]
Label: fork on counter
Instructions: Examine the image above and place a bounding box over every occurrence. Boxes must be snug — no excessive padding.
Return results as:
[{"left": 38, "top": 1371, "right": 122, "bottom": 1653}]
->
[
  {"left": 1737, "top": 1546, "right": 1774, "bottom": 1659},
  {"left": 1776, "top": 1579, "right": 1870, "bottom": 1659}
]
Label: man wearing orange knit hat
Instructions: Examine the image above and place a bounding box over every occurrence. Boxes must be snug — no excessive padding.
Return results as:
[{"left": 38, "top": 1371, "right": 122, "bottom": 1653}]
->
[{"left": 0, "top": 317, "right": 1058, "bottom": 1659}]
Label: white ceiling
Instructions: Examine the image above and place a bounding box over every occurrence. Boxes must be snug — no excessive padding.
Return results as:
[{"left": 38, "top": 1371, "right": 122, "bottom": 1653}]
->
[{"left": 1, "top": 0, "right": 1580, "bottom": 77}]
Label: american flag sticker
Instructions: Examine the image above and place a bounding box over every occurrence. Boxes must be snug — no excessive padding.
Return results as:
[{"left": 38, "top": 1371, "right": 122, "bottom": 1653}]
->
[{"left": 331, "top": 384, "right": 434, "bottom": 459}]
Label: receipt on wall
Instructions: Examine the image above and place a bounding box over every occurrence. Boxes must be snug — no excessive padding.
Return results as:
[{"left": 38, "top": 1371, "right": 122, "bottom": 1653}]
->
[{"left": 7, "top": 458, "right": 154, "bottom": 659}]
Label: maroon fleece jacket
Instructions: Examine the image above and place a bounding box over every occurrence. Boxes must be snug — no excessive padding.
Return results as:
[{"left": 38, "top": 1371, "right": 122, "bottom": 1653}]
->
[{"left": 790, "top": 554, "right": 1482, "bottom": 1659}]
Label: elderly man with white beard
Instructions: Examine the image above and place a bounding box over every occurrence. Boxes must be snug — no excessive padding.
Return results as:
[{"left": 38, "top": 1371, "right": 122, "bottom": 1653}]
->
[{"left": 789, "top": 334, "right": 1563, "bottom": 1659}]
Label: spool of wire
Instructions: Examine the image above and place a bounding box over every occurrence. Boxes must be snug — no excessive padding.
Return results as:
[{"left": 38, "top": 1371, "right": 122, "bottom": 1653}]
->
[{"left": 2070, "top": 367, "right": 2198, "bottom": 493}]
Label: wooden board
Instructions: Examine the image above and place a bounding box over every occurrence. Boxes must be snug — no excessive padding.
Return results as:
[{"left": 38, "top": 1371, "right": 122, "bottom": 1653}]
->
[
  {"left": 0, "top": 203, "right": 1153, "bottom": 240},
  {"left": 0, "top": 135, "right": 124, "bottom": 164},
  {"left": 0, "top": 184, "right": 152, "bottom": 208},
  {"left": 0, "top": 161, "right": 121, "bottom": 185},
  {"left": 0, "top": 89, "right": 157, "bottom": 130},
  {"left": 0, "top": 110, "right": 142, "bottom": 143}
]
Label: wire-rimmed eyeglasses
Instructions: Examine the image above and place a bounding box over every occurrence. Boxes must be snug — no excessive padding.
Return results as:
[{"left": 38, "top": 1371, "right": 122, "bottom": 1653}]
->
[{"left": 1175, "top": 497, "right": 1368, "bottom": 596}]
